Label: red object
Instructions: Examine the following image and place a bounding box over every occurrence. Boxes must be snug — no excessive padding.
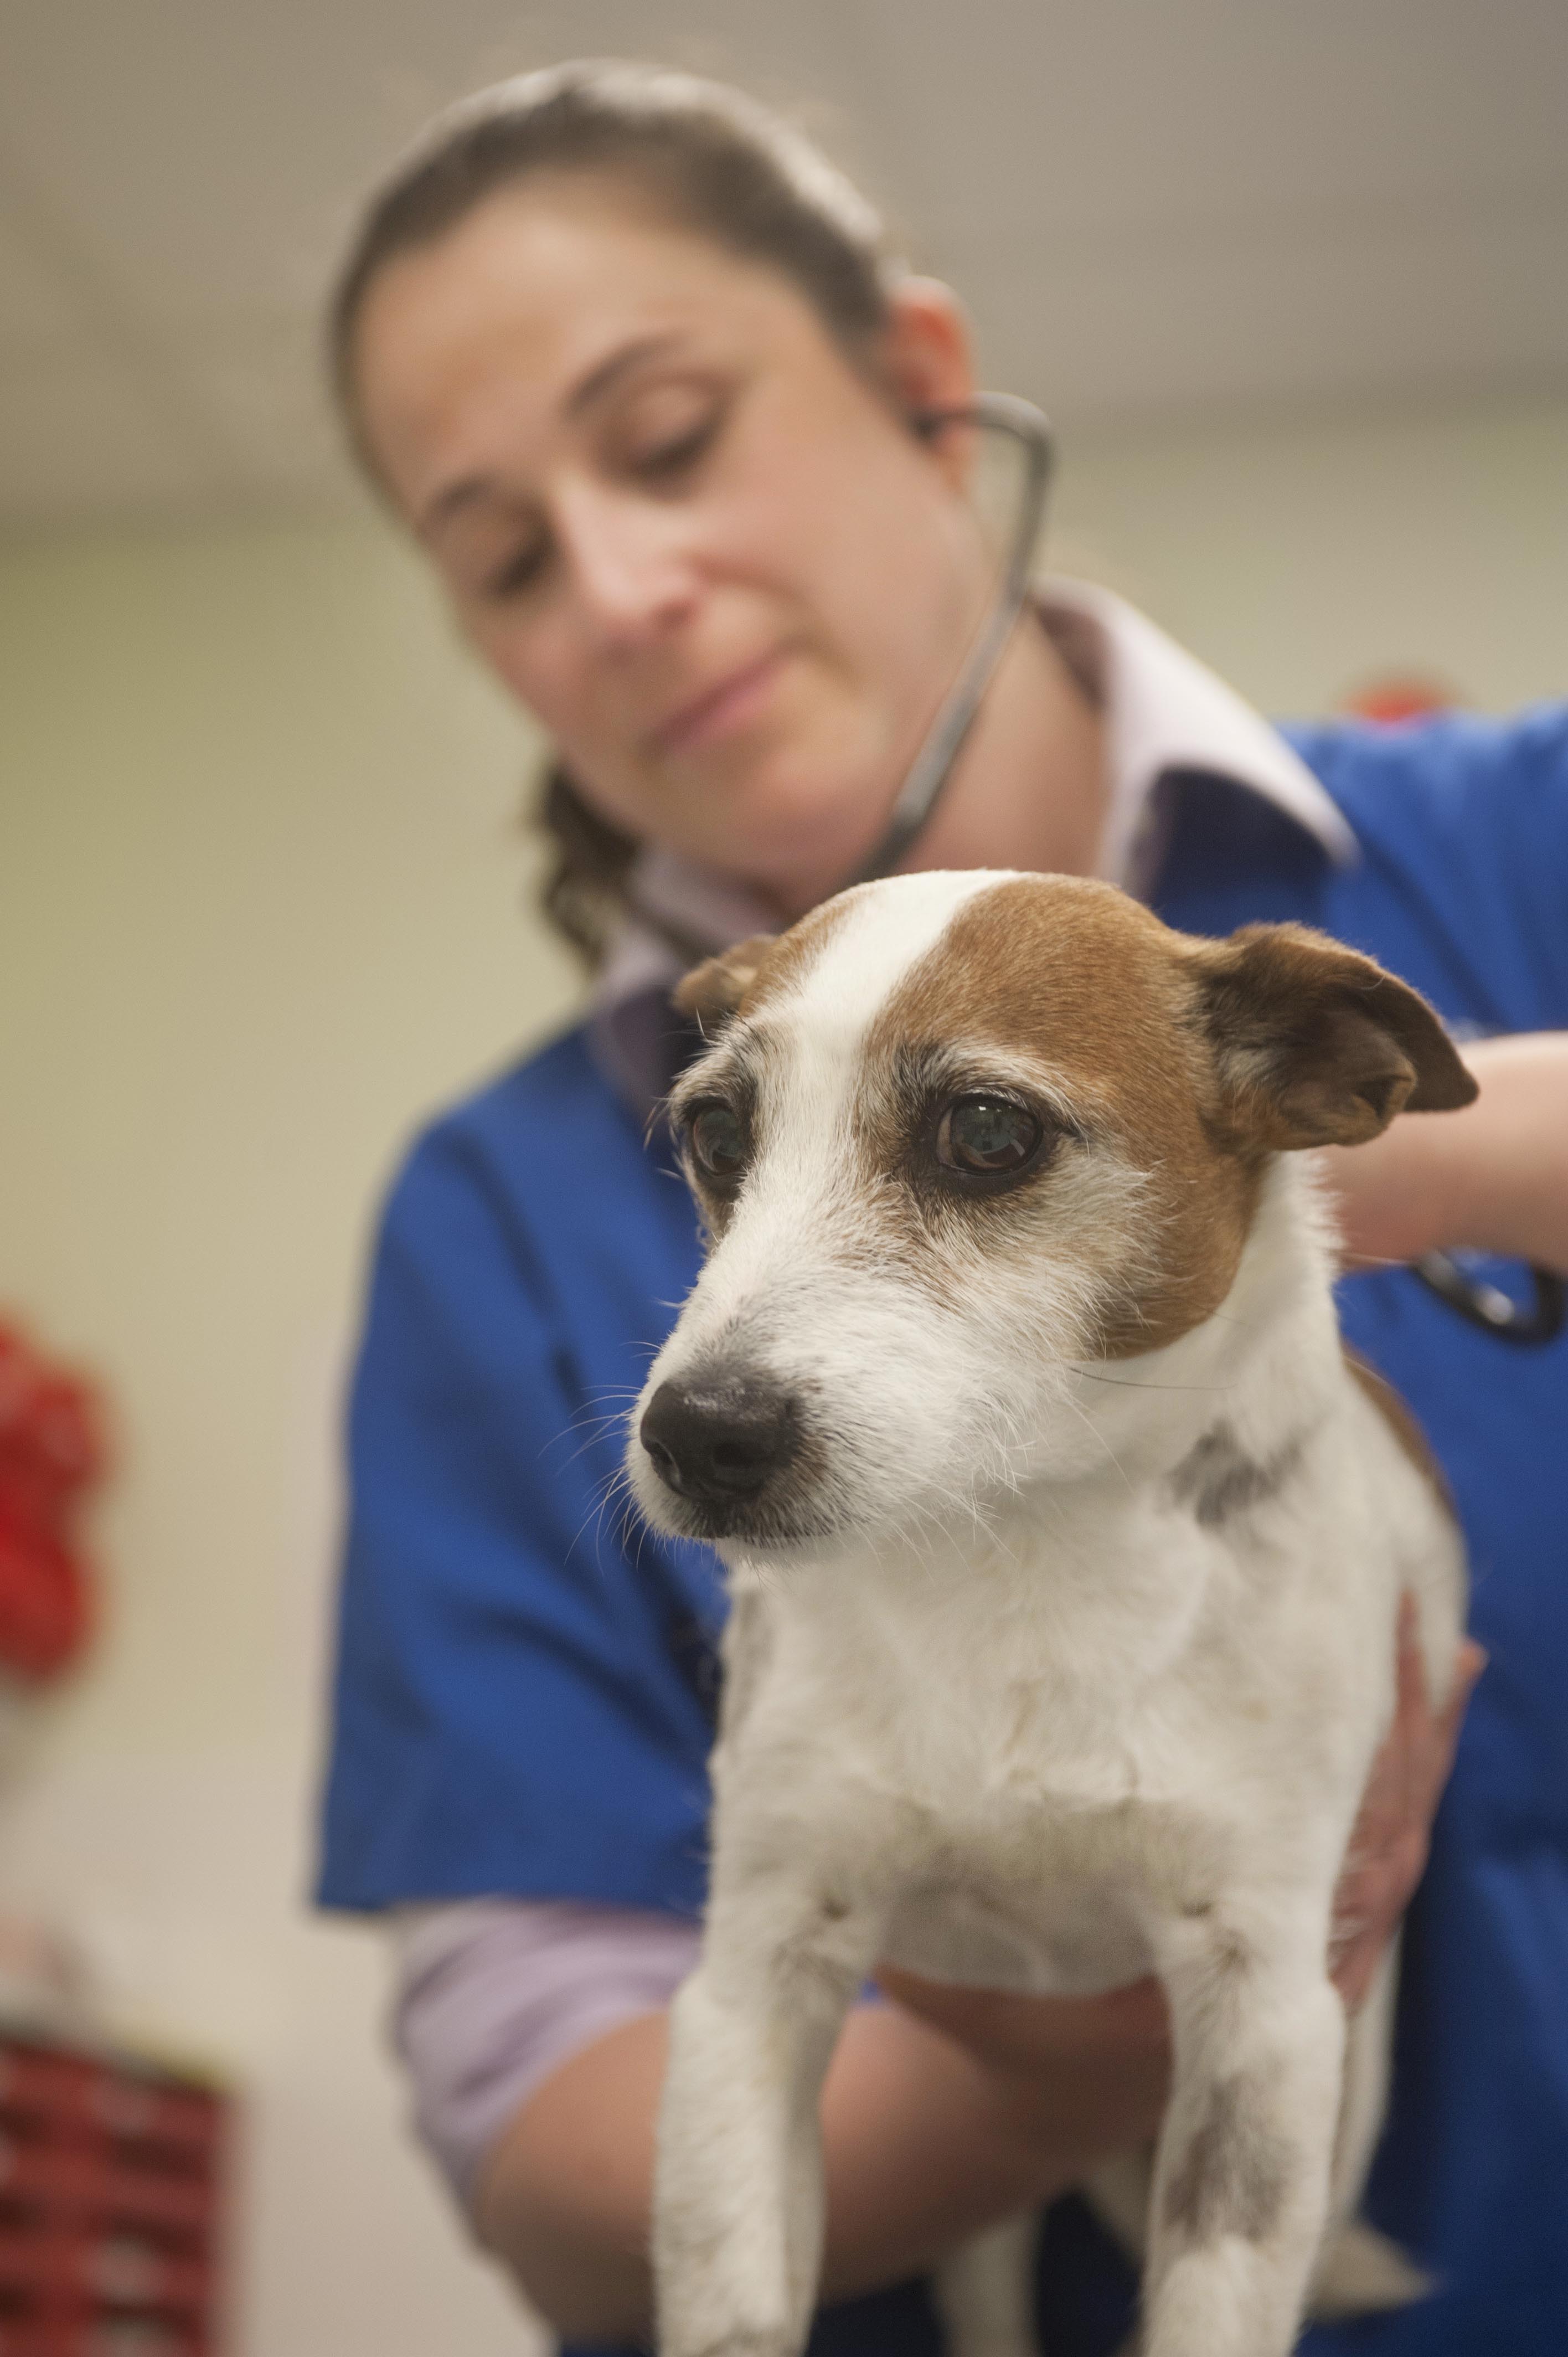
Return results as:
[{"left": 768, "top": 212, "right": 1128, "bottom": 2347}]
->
[
  {"left": 1340, "top": 672, "right": 1461, "bottom": 725},
  {"left": 0, "top": 1328, "right": 104, "bottom": 1685},
  {"left": 0, "top": 2035, "right": 229, "bottom": 2355}
]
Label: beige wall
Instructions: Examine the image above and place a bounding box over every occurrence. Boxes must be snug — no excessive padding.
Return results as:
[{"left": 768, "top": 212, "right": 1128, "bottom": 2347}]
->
[
  {"left": 0, "top": 517, "right": 573, "bottom": 2355},
  {"left": 0, "top": 386, "right": 1564, "bottom": 2354},
  {"left": 1056, "top": 389, "right": 1568, "bottom": 716}
]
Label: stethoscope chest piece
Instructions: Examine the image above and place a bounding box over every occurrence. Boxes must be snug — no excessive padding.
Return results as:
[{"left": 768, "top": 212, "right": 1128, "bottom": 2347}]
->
[{"left": 1413, "top": 1252, "right": 1566, "bottom": 1346}]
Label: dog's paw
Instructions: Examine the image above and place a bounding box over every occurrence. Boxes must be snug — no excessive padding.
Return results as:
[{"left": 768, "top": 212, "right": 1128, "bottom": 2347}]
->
[{"left": 1308, "top": 2219, "right": 1431, "bottom": 2318}]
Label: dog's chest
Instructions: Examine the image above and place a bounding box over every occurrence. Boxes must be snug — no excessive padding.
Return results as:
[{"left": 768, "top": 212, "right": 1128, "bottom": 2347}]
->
[
  {"left": 723, "top": 1519, "right": 1250, "bottom": 1991},
  {"left": 810, "top": 1701, "right": 1214, "bottom": 1996},
  {"left": 767, "top": 1497, "right": 1221, "bottom": 1804}
]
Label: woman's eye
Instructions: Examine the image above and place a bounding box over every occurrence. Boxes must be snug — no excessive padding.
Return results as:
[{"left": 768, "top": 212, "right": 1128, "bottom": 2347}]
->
[
  {"left": 935, "top": 1095, "right": 1044, "bottom": 1177},
  {"left": 617, "top": 384, "right": 729, "bottom": 482},
  {"left": 484, "top": 539, "right": 549, "bottom": 599},
  {"left": 689, "top": 1103, "right": 749, "bottom": 1181},
  {"left": 630, "top": 412, "right": 721, "bottom": 482}
]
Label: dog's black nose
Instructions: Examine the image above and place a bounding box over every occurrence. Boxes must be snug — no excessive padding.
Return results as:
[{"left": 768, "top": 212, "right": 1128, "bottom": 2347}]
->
[{"left": 641, "top": 1375, "right": 800, "bottom": 1504}]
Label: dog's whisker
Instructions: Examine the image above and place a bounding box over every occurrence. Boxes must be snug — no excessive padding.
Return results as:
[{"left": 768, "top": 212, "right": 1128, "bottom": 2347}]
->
[
  {"left": 544, "top": 1407, "right": 643, "bottom": 1465},
  {"left": 565, "top": 1470, "right": 629, "bottom": 1575}
]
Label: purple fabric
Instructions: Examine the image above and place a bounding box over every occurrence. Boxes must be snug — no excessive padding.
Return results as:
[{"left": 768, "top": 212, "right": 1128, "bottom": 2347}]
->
[{"left": 391, "top": 1899, "right": 701, "bottom": 2204}]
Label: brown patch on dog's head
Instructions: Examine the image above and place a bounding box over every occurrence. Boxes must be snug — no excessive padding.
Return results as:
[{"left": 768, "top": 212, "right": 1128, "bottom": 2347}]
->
[
  {"left": 673, "top": 934, "right": 777, "bottom": 1026},
  {"left": 857, "top": 877, "right": 1474, "bottom": 1361},
  {"left": 667, "top": 894, "right": 869, "bottom": 1248},
  {"left": 673, "top": 894, "right": 864, "bottom": 1028},
  {"left": 863, "top": 874, "right": 1262, "bottom": 1353},
  {"left": 673, "top": 874, "right": 1476, "bottom": 1370},
  {"left": 1185, "top": 924, "right": 1477, "bottom": 1150}
]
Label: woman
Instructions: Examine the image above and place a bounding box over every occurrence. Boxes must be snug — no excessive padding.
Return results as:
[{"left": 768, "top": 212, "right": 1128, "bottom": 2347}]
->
[{"left": 317, "top": 62, "right": 1568, "bottom": 2357}]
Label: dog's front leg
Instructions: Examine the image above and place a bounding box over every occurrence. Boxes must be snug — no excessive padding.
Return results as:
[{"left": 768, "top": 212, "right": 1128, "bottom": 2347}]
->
[
  {"left": 654, "top": 1871, "right": 880, "bottom": 2357},
  {"left": 1140, "top": 1909, "right": 1345, "bottom": 2357}
]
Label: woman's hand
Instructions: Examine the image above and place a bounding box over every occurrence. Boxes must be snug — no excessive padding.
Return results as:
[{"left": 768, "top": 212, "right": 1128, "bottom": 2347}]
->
[
  {"left": 878, "top": 1597, "right": 1486, "bottom": 2148},
  {"left": 1330, "top": 1596, "right": 1485, "bottom": 2009},
  {"left": 1321, "top": 1031, "right": 1568, "bottom": 1277},
  {"left": 866, "top": 1968, "right": 1172, "bottom": 2192}
]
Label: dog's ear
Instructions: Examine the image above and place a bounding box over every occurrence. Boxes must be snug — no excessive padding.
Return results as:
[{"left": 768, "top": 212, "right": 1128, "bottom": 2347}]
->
[
  {"left": 1188, "top": 923, "right": 1477, "bottom": 1150},
  {"left": 673, "top": 934, "right": 777, "bottom": 1026}
]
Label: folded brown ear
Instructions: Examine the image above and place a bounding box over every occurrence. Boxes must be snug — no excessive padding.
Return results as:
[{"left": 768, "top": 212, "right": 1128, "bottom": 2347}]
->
[
  {"left": 673, "top": 933, "right": 778, "bottom": 1026},
  {"left": 1190, "top": 923, "right": 1478, "bottom": 1150}
]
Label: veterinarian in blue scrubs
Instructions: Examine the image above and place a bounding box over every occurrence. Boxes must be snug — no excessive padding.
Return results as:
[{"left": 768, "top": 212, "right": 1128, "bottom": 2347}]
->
[{"left": 318, "top": 64, "right": 1568, "bottom": 2357}]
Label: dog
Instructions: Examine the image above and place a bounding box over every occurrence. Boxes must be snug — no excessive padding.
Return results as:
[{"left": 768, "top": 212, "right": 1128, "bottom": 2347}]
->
[{"left": 626, "top": 869, "right": 1472, "bottom": 2357}]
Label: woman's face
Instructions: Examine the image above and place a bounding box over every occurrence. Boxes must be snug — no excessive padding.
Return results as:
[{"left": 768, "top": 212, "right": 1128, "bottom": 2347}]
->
[{"left": 350, "top": 182, "right": 988, "bottom": 909}]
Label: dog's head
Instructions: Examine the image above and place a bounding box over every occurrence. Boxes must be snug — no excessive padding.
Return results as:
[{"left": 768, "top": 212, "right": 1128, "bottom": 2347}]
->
[{"left": 627, "top": 871, "right": 1472, "bottom": 1555}]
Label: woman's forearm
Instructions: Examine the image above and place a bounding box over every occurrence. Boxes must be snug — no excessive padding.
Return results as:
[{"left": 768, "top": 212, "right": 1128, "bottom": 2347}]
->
[
  {"left": 472, "top": 2009, "right": 667, "bottom": 2342},
  {"left": 1438, "top": 1033, "right": 1568, "bottom": 1273},
  {"left": 1324, "top": 1031, "right": 1568, "bottom": 1277},
  {"left": 471, "top": 1996, "right": 1149, "bottom": 2343}
]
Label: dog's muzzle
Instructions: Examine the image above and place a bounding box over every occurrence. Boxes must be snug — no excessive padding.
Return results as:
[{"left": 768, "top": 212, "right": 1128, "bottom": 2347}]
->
[{"left": 639, "top": 1372, "right": 801, "bottom": 1511}]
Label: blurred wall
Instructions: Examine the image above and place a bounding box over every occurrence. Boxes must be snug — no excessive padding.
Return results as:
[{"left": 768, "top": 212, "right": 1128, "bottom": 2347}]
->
[
  {"left": 1056, "top": 390, "right": 1568, "bottom": 716},
  {"left": 0, "top": 382, "right": 1564, "bottom": 2355},
  {"left": 0, "top": 517, "right": 573, "bottom": 2356}
]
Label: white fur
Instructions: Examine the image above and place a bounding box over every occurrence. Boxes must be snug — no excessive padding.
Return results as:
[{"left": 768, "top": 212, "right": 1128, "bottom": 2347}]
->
[{"left": 630, "top": 876, "right": 1463, "bottom": 2357}]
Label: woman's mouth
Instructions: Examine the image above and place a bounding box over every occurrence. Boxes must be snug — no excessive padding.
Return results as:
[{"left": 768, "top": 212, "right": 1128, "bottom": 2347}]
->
[{"left": 650, "top": 647, "right": 787, "bottom": 758}]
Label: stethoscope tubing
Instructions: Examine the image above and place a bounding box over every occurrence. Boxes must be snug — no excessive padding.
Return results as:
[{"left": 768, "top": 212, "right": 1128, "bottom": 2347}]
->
[{"left": 848, "top": 392, "right": 1055, "bottom": 886}]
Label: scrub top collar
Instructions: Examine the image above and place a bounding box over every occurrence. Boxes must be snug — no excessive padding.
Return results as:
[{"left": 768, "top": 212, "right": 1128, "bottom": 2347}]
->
[{"left": 588, "top": 580, "right": 1359, "bottom": 1114}]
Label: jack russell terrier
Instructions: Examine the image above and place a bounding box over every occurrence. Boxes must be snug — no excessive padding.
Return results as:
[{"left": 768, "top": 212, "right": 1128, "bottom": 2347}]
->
[{"left": 626, "top": 869, "right": 1472, "bottom": 2357}]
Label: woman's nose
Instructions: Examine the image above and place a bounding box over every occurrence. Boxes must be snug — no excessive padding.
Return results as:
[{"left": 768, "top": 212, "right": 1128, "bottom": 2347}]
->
[{"left": 555, "top": 482, "right": 699, "bottom": 650}]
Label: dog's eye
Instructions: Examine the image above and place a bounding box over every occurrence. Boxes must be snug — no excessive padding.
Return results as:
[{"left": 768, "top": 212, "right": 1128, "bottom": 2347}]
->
[
  {"left": 936, "top": 1095, "right": 1043, "bottom": 1176},
  {"left": 689, "top": 1102, "right": 749, "bottom": 1182}
]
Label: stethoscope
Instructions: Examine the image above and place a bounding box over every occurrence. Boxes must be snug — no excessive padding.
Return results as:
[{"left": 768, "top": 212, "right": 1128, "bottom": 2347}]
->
[
  {"left": 643, "top": 389, "right": 1565, "bottom": 1347},
  {"left": 845, "top": 391, "right": 1055, "bottom": 883}
]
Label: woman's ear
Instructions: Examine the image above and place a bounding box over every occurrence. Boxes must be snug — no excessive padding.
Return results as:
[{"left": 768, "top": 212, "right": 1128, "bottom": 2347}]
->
[{"left": 880, "top": 278, "right": 978, "bottom": 491}]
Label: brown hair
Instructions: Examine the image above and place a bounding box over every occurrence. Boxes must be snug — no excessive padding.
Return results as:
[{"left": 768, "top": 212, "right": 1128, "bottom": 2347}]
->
[{"left": 331, "top": 61, "right": 904, "bottom": 964}]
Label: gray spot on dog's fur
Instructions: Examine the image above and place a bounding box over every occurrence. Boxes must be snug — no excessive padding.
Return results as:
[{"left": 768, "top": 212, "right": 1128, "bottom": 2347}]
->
[
  {"left": 1162, "top": 2073, "right": 1292, "bottom": 2245},
  {"left": 1170, "top": 1423, "right": 1303, "bottom": 1529}
]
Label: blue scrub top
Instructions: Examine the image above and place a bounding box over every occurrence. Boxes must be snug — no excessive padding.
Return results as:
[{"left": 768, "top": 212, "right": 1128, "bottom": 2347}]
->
[{"left": 319, "top": 708, "right": 1568, "bottom": 2356}]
